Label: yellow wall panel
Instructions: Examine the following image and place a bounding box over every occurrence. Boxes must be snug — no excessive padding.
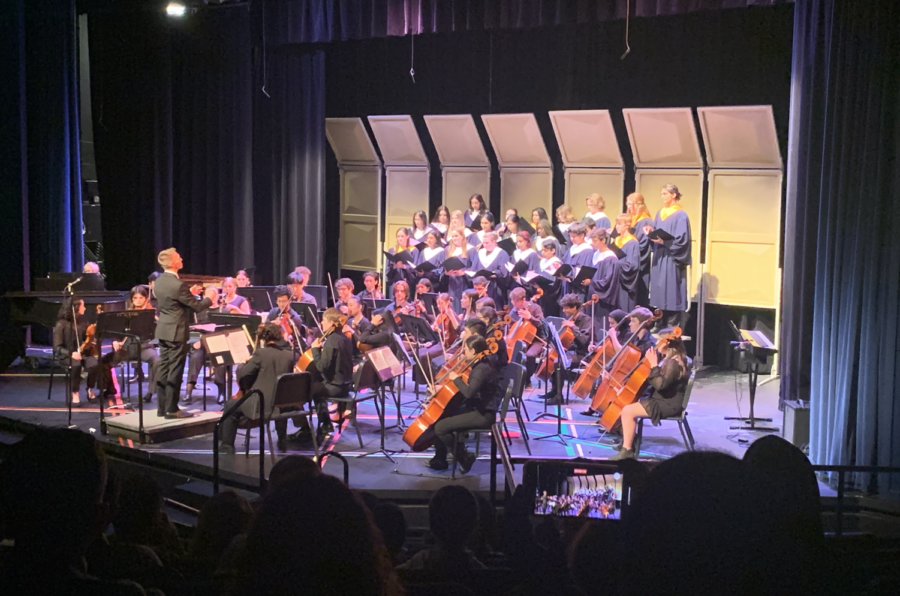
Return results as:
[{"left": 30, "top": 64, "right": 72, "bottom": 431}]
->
[{"left": 565, "top": 170, "right": 625, "bottom": 220}]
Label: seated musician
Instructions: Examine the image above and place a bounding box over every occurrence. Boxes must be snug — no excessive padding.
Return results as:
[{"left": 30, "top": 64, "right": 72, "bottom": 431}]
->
[
  {"left": 508, "top": 287, "right": 547, "bottom": 389},
  {"left": 413, "top": 279, "right": 436, "bottom": 323},
  {"left": 539, "top": 293, "right": 594, "bottom": 402},
  {"left": 101, "top": 285, "right": 160, "bottom": 405},
  {"left": 472, "top": 276, "right": 489, "bottom": 302},
  {"left": 343, "top": 295, "right": 372, "bottom": 363},
  {"left": 610, "top": 333, "right": 690, "bottom": 460},
  {"left": 476, "top": 306, "right": 508, "bottom": 374},
  {"left": 148, "top": 271, "right": 161, "bottom": 308},
  {"left": 53, "top": 298, "right": 100, "bottom": 406},
  {"left": 266, "top": 285, "right": 307, "bottom": 352},
  {"left": 358, "top": 271, "right": 384, "bottom": 302},
  {"left": 306, "top": 308, "right": 354, "bottom": 439},
  {"left": 580, "top": 307, "right": 655, "bottom": 417},
  {"left": 235, "top": 269, "right": 252, "bottom": 288},
  {"left": 474, "top": 296, "right": 495, "bottom": 310},
  {"left": 427, "top": 335, "right": 500, "bottom": 473},
  {"left": 431, "top": 293, "right": 460, "bottom": 348},
  {"left": 219, "top": 277, "right": 251, "bottom": 314},
  {"left": 388, "top": 280, "right": 415, "bottom": 320},
  {"left": 459, "top": 289, "right": 479, "bottom": 320},
  {"left": 333, "top": 277, "right": 355, "bottom": 315},
  {"left": 357, "top": 310, "right": 395, "bottom": 352},
  {"left": 219, "top": 323, "right": 295, "bottom": 455},
  {"left": 288, "top": 268, "right": 318, "bottom": 307},
  {"left": 83, "top": 261, "right": 100, "bottom": 274}
]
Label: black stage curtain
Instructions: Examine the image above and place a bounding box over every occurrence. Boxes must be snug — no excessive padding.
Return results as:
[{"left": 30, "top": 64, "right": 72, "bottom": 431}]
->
[
  {"left": 782, "top": 0, "right": 900, "bottom": 480},
  {"left": 265, "top": 0, "right": 791, "bottom": 44},
  {"left": 89, "top": 6, "right": 325, "bottom": 289}
]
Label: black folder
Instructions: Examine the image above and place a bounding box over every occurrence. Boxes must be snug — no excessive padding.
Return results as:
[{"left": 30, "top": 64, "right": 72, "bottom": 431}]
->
[
  {"left": 383, "top": 250, "right": 415, "bottom": 264},
  {"left": 647, "top": 228, "right": 674, "bottom": 242},
  {"left": 497, "top": 237, "right": 516, "bottom": 256},
  {"left": 442, "top": 257, "right": 467, "bottom": 271}
]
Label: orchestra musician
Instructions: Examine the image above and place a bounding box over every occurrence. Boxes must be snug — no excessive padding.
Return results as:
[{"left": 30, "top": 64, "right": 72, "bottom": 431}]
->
[
  {"left": 613, "top": 213, "right": 642, "bottom": 312},
  {"left": 426, "top": 335, "right": 500, "bottom": 473},
  {"left": 475, "top": 306, "right": 508, "bottom": 373},
  {"left": 101, "top": 285, "right": 160, "bottom": 405},
  {"left": 218, "top": 277, "right": 251, "bottom": 314},
  {"left": 287, "top": 269, "right": 318, "bottom": 307},
  {"left": 431, "top": 205, "right": 451, "bottom": 236},
  {"left": 431, "top": 293, "right": 460, "bottom": 349},
  {"left": 342, "top": 295, "right": 372, "bottom": 364},
  {"left": 539, "top": 293, "right": 594, "bottom": 402},
  {"left": 266, "top": 285, "right": 307, "bottom": 353},
  {"left": 235, "top": 269, "right": 252, "bottom": 288},
  {"left": 583, "top": 193, "right": 611, "bottom": 230},
  {"left": 148, "top": 271, "right": 161, "bottom": 308},
  {"left": 333, "top": 277, "right": 355, "bottom": 315},
  {"left": 644, "top": 185, "right": 692, "bottom": 328},
  {"left": 357, "top": 310, "right": 395, "bottom": 352},
  {"left": 508, "top": 287, "right": 547, "bottom": 388},
  {"left": 154, "top": 248, "right": 217, "bottom": 419},
  {"left": 464, "top": 194, "right": 490, "bottom": 228},
  {"left": 53, "top": 298, "right": 100, "bottom": 406},
  {"left": 218, "top": 323, "right": 294, "bottom": 455},
  {"left": 358, "top": 271, "right": 384, "bottom": 302},
  {"left": 627, "top": 192, "right": 654, "bottom": 307},
  {"left": 459, "top": 289, "right": 479, "bottom": 320},
  {"left": 586, "top": 229, "right": 621, "bottom": 322},
  {"left": 306, "top": 308, "right": 354, "bottom": 439},
  {"left": 609, "top": 331, "right": 690, "bottom": 460}
]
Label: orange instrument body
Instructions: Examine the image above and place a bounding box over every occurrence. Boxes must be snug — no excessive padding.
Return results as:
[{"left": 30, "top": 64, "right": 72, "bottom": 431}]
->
[
  {"left": 535, "top": 295, "right": 598, "bottom": 381},
  {"left": 589, "top": 343, "right": 643, "bottom": 413},
  {"left": 598, "top": 357, "right": 653, "bottom": 431},
  {"left": 505, "top": 318, "right": 538, "bottom": 359},
  {"left": 571, "top": 336, "right": 618, "bottom": 399}
]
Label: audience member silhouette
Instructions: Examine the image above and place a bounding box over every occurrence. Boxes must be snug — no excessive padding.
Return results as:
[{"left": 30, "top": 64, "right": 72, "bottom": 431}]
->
[
  {"left": 235, "top": 474, "right": 401, "bottom": 596},
  {"left": 113, "top": 473, "right": 185, "bottom": 566},
  {"left": 0, "top": 429, "right": 149, "bottom": 595},
  {"left": 186, "top": 490, "right": 253, "bottom": 572},
  {"left": 372, "top": 502, "right": 408, "bottom": 565}
]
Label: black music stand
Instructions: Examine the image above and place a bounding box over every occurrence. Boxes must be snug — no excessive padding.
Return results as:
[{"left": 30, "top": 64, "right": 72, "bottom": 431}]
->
[
  {"left": 534, "top": 321, "right": 573, "bottom": 445},
  {"left": 357, "top": 346, "right": 405, "bottom": 461},
  {"left": 725, "top": 321, "right": 778, "bottom": 432},
  {"left": 291, "top": 302, "right": 320, "bottom": 332},
  {"left": 96, "top": 310, "right": 156, "bottom": 442},
  {"left": 206, "top": 314, "right": 262, "bottom": 410},
  {"left": 237, "top": 287, "right": 274, "bottom": 311},
  {"left": 398, "top": 314, "right": 442, "bottom": 398}
]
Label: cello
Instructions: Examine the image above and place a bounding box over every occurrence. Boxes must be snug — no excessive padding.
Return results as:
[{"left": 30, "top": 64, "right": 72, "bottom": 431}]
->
[
  {"left": 589, "top": 310, "right": 661, "bottom": 415},
  {"left": 402, "top": 340, "right": 498, "bottom": 451},
  {"left": 535, "top": 294, "right": 598, "bottom": 381},
  {"left": 599, "top": 327, "right": 682, "bottom": 432},
  {"left": 571, "top": 316, "right": 630, "bottom": 399},
  {"left": 505, "top": 288, "right": 543, "bottom": 359}
]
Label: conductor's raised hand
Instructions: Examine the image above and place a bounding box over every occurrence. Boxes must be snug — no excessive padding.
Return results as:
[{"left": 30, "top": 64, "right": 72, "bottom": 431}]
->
[{"left": 190, "top": 284, "right": 203, "bottom": 296}]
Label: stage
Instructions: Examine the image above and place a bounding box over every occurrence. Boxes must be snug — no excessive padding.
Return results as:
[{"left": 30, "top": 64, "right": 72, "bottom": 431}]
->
[{"left": 0, "top": 360, "right": 785, "bottom": 501}]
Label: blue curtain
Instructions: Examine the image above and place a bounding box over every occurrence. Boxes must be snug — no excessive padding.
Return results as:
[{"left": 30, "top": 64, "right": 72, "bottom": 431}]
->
[{"left": 782, "top": 0, "right": 900, "bottom": 487}]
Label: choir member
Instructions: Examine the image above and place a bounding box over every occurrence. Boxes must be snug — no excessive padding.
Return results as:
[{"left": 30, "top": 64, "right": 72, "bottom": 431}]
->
[
  {"left": 468, "top": 212, "right": 496, "bottom": 248},
  {"left": 443, "top": 228, "right": 475, "bottom": 313},
  {"left": 563, "top": 222, "right": 596, "bottom": 297},
  {"left": 583, "top": 193, "right": 611, "bottom": 229},
  {"left": 613, "top": 214, "right": 641, "bottom": 312},
  {"left": 465, "top": 194, "right": 489, "bottom": 228},
  {"left": 586, "top": 229, "right": 621, "bottom": 322},
  {"left": 531, "top": 207, "right": 549, "bottom": 229},
  {"left": 386, "top": 227, "right": 418, "bottom": 288},
  {"left": 449, "top": 209, "right": 466, "bottom": 234},
  {"left": 534, "top": 218, "right": 554, "bottom": 253},
  {"left": 431, "top": 206, "right": 451, "bottom": 236},
  {"left": 411, "top": 210, "right": 431, "bottom": 242},
  {"left": 470, "top": 232, "right": 509, "bottom": 308},
  {"left": 627, "top": 192, "right": 654, "bottom": 306},
  {"left": 537, "top": 238, "right": 563, "bottom": 317},
  {"left": 555, "top": 204, "right": 577, "bottom": 237},
  {"left": 498, "top": 213, "right": 520, "bottom": 239},
  {"left": 416, "top": 229, "right": 446, "bottom": 287},
  {"left": 644, "top": 185, "right": 692, "bottom": 328}
]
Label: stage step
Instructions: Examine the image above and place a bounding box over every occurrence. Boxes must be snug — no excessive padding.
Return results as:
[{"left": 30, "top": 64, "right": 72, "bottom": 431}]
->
[{"left": 104, "top": 409, "right": 221, "bottom": 444}]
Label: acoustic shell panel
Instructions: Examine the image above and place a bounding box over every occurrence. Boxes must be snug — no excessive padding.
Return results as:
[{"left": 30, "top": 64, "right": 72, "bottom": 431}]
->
[
  {"left": 367, "top": 115, "right": 429, "bottom": 167},
  {"left": 549, "top": 110, "right": 623, "bottom": 168},
  {"left": 564, "top": 170, "right": 626, "bottom": 220},
  {"left": 500, "top": 168, "right": 553, "bottom": 221},
  {"left": 423, "top": 115, "right": 489, "bottom": 166},
  {"left": 325, "top": 118, "right": 380, "bottom": 165},
  {"left": 697, "top": 106, "right": 782, "bottom": 169},
  {"left": 384, "top": 167, "right": 430, "bottom": 246},
  {"left": 443, "top": 168, "right": 491, "bottom": 215},
  {"left": 339, "top": 166, "right": 382, "bottom": 271},
  {"left": 480, "top": 113, "right": 551, "bottom": 168},
  {"left": 705, "top": 171, "right": 782, "bottom": 308},
  {"left": 635, "top": 170, "right": 704, "bottom": 301},
  {"left": 623, "top": 108, "right": 704, "bottom": 169}
]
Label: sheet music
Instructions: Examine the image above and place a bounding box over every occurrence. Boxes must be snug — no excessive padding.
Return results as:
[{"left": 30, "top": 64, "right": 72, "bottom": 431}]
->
[
  {"left": 367, "top": 346, "right": 404, "bottom": 381},
  {"left": 205, "top": 334, "right": 229, "bottom": 354},
  {"left": 227, "top": 330, "right": 252, "bottom": 363}
]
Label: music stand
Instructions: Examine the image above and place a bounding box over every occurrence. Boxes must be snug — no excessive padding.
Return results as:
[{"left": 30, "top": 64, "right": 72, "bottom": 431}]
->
[
  {"left": 725, "top": 321, "right": 778, "bottom": 432},
  {"left": 201, "top": 327, "right": 255, "bottom": 406},
  {"left": 96, "top": 310, "right": 156, "bottom": 443},
  {"left": 237, "top": 287, "right": 274, "bottom": 311},
  {"left": 291, "top": 302, "right": 320, "bottom": 332},
  {"left": 534, "top": 321, "right": 573, "bottom": 445},
  {"left": 398, "top": 314, "right": 440, "bottom": 346},
  {"left": 358, "top": 346, "right": 405, "bottom": 461}
]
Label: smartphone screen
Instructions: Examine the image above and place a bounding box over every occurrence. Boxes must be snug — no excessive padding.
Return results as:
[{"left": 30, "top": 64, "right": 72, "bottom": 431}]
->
[{"left": 526, "top": 461, "right": 627, "bottom": 520}]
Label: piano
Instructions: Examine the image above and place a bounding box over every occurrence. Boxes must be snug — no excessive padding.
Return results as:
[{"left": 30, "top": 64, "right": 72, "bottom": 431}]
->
[{"left": 4, "top": 291, "right": 129, "bottom": 329}]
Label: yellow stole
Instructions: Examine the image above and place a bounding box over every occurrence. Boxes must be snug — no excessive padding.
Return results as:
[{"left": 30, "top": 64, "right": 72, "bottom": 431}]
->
[
  {"left": 659, "top": 204, "right": 684, "bottom": 221},
  {"left": 615, "top": 232, "right": 637, "bottom": 249},
  {"left": 631, "top": 209, "right": 653, "bottom": 227}
]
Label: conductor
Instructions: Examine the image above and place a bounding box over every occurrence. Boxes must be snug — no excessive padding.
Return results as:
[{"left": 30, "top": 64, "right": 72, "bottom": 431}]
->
[{"left": 154, "top": 248, "right": 218, "bottom": 419}]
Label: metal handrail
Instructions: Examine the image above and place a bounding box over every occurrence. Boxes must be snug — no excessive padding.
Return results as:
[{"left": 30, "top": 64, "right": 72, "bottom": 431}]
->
[
  {"left": 319, "top": 449, "right": 350, "bottom": 486},
  {"left": 811, "top": 464, "right": 900, "bottom": 538},
  {"left": 493, "top": 422, "right": 517, "bottom": 496},
  {"left": 213, "top": 388, "right": 265, "bottom": 494}
]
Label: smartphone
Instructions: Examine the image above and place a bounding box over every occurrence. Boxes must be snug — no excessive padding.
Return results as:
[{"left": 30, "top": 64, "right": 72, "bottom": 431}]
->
[{"left": 523, "top": 459, "right": 630, "bottom": 521}]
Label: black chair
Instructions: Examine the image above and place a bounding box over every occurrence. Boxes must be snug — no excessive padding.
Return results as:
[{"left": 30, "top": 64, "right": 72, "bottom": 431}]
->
[
  {"left": 633, "top": 369, "right": 697, "bottom": 454},
  {"left": 46, "top": 346, "right": 72, "bottom": 401},
  {"left": 264, "top": 372, "right": 319, "bottom": 461},
  {"left": 501, "top": 362, "right": 531, "bottom": 455},
  {"left": 329, "top": 361, "right": 380, "bottom": 448},
  {"left": 507, "top": 340, "right": 530, "bottom": 421},
  {"left": 449, "top": 365, "right": 521, "bottom": 479}
]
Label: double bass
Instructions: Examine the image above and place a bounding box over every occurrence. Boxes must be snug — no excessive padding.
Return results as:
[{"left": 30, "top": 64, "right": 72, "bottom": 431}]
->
[{"left": 402, "top": 340, "right": 498, "bottom": 451}]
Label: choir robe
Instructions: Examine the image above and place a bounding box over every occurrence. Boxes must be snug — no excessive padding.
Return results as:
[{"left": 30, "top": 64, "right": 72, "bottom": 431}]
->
[
  {"left": 471, "top": 247, "right": 510, "bottom": 309},
  {"left": 506, "top": 248, "right": 541, "bottom": 295},
  {"left": 467, "top": 229, "right": 493, "bottom": 247},
  {"left": 416, "top": 246, "right": 446, "bottom": 287},
  {"left": 584, "top": 211, "right": 611, "bottom": 230},
  {"left": 649, "top": 206, "right": 692, "bottom": 311},
  {"left": 632, "top": 213, "right": 654, "bottom": 306},
  {"left": 563, "top": 242, "right": 596, "bottom": 297},
  {"left": 589, "top": 250, "right": 621, "bottom": 323},
  {"left": 443, "top": 246, "right": 476, "bottom": 314},
  {"left": 614, "top": 234, "right": 641, "bottom": 312},
  {"left": 464, "top": 210, "right": 490, "bottom": 228},
  {"left": 411, "top": 227, "right": 431, "bottom": 243},
  {"left": 386, "top": 246, "right": 420, "bottom": 289},
  {"left": 537, "top": 257, "right": 563, "bottom": 318}
]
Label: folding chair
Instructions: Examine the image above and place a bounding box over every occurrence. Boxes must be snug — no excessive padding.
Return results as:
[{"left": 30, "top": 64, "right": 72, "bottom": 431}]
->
[{"left": 633, "top": 369, "right": 697, "bottom": 454}]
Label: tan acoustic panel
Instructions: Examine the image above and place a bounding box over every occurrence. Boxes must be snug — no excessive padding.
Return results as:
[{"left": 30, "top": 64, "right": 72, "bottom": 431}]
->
[
  {"left": 500, "top": 168, "right": 552, "bottom": 220},
  {"left": 565, "top": 169, "right": 625, "bottom": 220},
  {"left": 443, "top": 168, "right": 491, "bottom": 214},
  {"left": 635, "top": 170, "right": 704, "bottom": 300},
  {"left": 705, "top": 171, "right": 782, "bottom": 307},
  {"left": 623, "top": 108, "right": 704, "bottom": 168},
  {"left": 549, "top": 110, "right": 623, "bottom": 168},
  {"left": 424, "top": 115, "right": 489, "bottom": 166},
  {"left": 697, "top": 106, "right": 782, "bottom": 169},
  {"left": 325, "top": 118, "right": 380, "bottom": 165},
  {"left": 339, "top": 166, "right": 382, "bottom": 272},
  {"left": 385, "top": 167, "right": 429, "bottom": 232},
  {"left": 481, "top": 113, "right": 551, "bottom": 167},
  {"left": 367, "top": 115, "right": 429, "bottom": 167}
]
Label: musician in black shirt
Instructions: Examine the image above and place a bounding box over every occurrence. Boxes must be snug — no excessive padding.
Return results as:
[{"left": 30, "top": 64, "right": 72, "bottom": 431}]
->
[
  {"left": 309, "top": 308, "right": 354, "bottom": 437},
  {"left": 428, "top": 335, "right": 500, "bottom": 474}
]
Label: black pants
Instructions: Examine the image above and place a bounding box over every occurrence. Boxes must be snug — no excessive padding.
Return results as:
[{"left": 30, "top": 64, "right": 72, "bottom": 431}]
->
[
  {"left": 524, "top": 341, "right": 544, "bottom": 382},
  {"left": 157, "top": 339, "right": 189, "bottom": 415},
  {"left": 662, "top": 310, "right": 684, "bottom": 329},
  {"left": 433, "top": 409, "right": 495, "bottom": 463},
  {"left": 67, "top": 356, "right": 99, "bottom": 393},
  {"left": 219, "top": 398, "right": 273, "bottom": 447}
]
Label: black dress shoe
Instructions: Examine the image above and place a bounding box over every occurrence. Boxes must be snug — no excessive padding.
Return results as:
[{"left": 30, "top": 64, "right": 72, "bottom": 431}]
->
[
  {"left": 216, "top": 393, "right": 226, "bottom": 405},
  {"left": 579, "top": 408, "right": 595, "bottom": 416},
  {"left": 426, "top": 457, "right": 449, "bottom": 471},
  {"left": 142, "top": 393, "right": 153, "bottom": 403},
  {"left": 165, "top": 410, "right": 194, "bottom": 420},
  {"left": 458, "top": 452, "right": 477, "bottom": 475},
  {"left": 220, "top": 444, "right": 236, "bottom": 455},
  {"left": 277, "top": 438, "right": 287, "bottom": 453},
  {"left": 288, "top": 428, "right": 313, "bottom": 443}
]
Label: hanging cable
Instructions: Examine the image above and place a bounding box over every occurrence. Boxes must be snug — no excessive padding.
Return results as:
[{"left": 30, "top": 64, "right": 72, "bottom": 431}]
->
[
  {"left": 410, "top": 33, "right": 416, "bottom": 83},
  {"left": 260, "top": 0, "right": 270, "bottom": 97},
  {"left": 621, "top": 0, "right": 631, "bottom": 60}
]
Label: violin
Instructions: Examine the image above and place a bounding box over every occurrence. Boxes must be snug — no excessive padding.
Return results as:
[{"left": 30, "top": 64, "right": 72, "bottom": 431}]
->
[{"left": 77, "top": 304, "right": 104, "bottom": 359}]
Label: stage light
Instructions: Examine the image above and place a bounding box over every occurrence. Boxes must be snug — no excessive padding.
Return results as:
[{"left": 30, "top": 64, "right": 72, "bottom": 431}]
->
[{"left": 166, "top": 3, "right": 186, "bottom": 17}]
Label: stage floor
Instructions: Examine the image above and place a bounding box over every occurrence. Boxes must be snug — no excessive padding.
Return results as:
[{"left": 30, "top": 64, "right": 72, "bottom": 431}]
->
[{"left": 0, "top": 364, "right": 784, "bottom": 498}]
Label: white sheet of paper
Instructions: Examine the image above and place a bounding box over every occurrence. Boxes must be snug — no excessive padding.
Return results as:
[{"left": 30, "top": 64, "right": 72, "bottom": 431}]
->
[
  {"left": 226, "top": 331, "right": 252, "bottom": 364},
  {"left": 205, "top": 334, "right": 229, "bottom": 354}
]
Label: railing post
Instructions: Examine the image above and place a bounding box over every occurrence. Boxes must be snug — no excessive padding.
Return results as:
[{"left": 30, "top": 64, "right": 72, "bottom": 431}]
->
[{"left": 836, "top": 470, "right": 845, "bottom": 538}]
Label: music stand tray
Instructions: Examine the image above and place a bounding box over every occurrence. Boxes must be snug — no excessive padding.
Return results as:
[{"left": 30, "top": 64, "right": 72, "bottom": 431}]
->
[
  {"left": 398, "top": 314, "right": 440, "bottom": 346},
  {"left": 725, "top": 322, "right": 778, "bottom": 432},
  {"left": 358, "top": 346, "right": 406, "bottom": 462}
]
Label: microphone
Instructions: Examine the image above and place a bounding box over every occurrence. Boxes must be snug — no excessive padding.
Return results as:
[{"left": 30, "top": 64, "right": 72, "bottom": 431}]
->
[{"left": 65, "top": 276, "right": 84, "bottom": 290}]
